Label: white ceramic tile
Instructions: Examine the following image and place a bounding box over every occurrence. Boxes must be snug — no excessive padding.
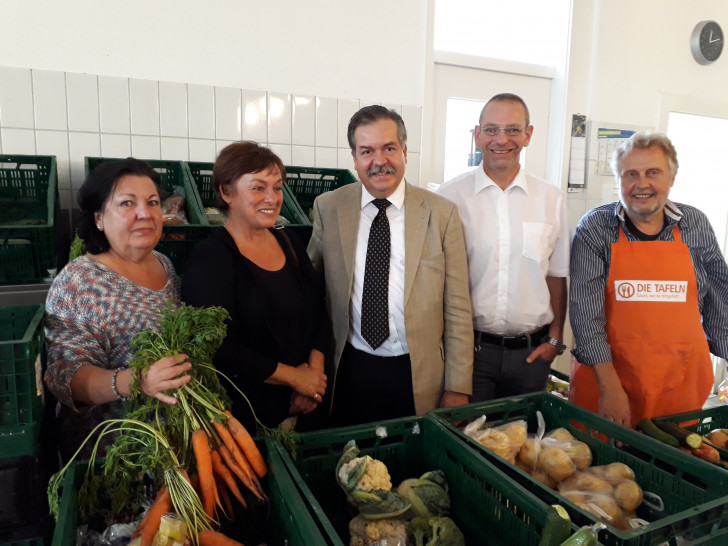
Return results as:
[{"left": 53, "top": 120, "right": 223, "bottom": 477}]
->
[
  {"left": 188, "top": 84, "right": 215, "bottom": 140},
  {"left": 269, "top": 143, "right": 291, "bottom": 165},
  {"left": 338, "top": 148, "right": 355, "bottom": 172},
  {"left": 66, "top": 73, "right": 99, "bottom": 132},
  {"left": 69, "top": 132, "right": 101, "bottom": 188},
  {"left": 100, "top": 133, "right": 132, "bottom": 158},
  {"left": 383, "top": 102, "right": 401, "bottom": 115},
  {"left": 401, "top": 105, "right": 422, "bottom": 153},
  {"left": 159, "top": 81, "right": 188, "bottom": 138},
  {"left": 129, "top": 79, "right": 159, "bottom": 136},
  {"left": 131, "top": 135, "right": 160, "bottom": 159},
  {"left": 242, "top": 90, "right": 267, "bottom": 142},
  {"left": 98, "top": 76, "right": 130, "bottom": 134},
  {"left": 215, "top": 140, "right": 235, "bottom": 157},
  {"left": 35, "top": 130, "right": 70, "bottom": 188},
  {"left": 268, "top": 92, "right": 291, "bottom": 145},
  {"left": 0, "top": 67, "right": 34, "bottom": 128},
  {"left": 32, "top": 70, "right": 67, "bottom": 130},
  {"left": 59, "top": 189, "right": 73, "bottom": 212},
  {"left": 315, "top": 147, "right": 338, "bottom": 169},
  {"left": 315, "top": 97, "right": 337, "bottom": 148},
  {"left": 291, "top": 145, "right": 315, "bottom": 167},
  {"left": 405, "top": 152, "right": 420, "bottom": 186},
  {"left": 189, "top": 138, "right": 216, "bottom": 162},
  {"left": 1, "top": 128, "right": 35, "bottom": 154},
  {"left": 292, "top": 95, "right": 315, "bottom": 146},
  {"left": 215, "top": 87, "right": 241, "bottom": 141},
  {"left": 337, "top": 99, "right": 360, "bottom": 149},
  {"left": 361, "top": 100, "right": 380, "bottom": 109},
  {"left": 161, "top": 137, "right": 189, "bottom": 161}
]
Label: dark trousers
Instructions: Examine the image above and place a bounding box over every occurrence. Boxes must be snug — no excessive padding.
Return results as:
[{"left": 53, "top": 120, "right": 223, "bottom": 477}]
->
[
  {"left": 472, "top": 332, "right": 552, "bottom": 402},
  {"left": 331, "top": 343, "right": 416, "bottom": 428}
]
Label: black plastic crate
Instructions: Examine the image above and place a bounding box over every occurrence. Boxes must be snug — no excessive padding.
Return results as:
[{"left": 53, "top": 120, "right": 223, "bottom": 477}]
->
[
  {"left": 84, "top": 158, "right": 207, "bottom": 276},
  {"left": 0, "top": 455, "right": 50, "bottom": 543},
  {"left": 273, "top": 416, "right": 578, "bottom": 546},
  {"left": 430, "top": 393, "right": 728, "bottom": 545},
  {"left": 284, "top": 166, "right": 357, "bottom": 221},
  {"left": 0, "top": 155, "right": 59, "bottom": 284}
]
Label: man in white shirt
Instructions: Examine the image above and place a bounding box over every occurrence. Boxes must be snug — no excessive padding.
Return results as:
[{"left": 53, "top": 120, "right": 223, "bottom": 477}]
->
[
  {"left": 308, "top": 105, "right": 473, "bottom": 426},
  {"left": 438, "top": 93, "right": 569, "bottom": 401}
]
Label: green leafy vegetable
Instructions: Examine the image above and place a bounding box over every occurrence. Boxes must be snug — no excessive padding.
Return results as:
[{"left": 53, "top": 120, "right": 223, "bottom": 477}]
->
[
  {"left": 407, "top": 516, "right": 465, "bottom": 546},
  {"left": 396, "top": 470, "right": 451, "bottom": 518}
]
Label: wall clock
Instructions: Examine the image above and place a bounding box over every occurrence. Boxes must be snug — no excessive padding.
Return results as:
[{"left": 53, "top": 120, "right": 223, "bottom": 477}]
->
[{"left": 691, "top": 20, "right": 723, "bottom": 65}]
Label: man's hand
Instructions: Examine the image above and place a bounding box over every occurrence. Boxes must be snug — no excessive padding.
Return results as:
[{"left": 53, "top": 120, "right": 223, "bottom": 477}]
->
[
  {"left": 439, "top": 390, "right": 469, "bottom": 408},
  {"left": 593, "top": 361, "right": 631, "bottom": 426},
  {"left": 526, "top": 341, "right": 559, "bottom": 363}
]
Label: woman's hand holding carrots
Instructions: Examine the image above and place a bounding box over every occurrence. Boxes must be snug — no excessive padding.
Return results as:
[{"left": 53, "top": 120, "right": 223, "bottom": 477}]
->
[{"left": 141, "top": 354, "right": 192, "bottom": 405}]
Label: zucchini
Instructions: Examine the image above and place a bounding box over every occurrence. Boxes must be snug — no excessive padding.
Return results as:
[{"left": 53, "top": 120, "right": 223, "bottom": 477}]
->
[
  {"left": 637, "top": 418, "right": 679, "bottom": 447},
  {"left": 539, "top": 504, "right": 572, "bottom": 546},
  {"left": 653, "top": 421, "right": 702, "bottom": 449},
  {"left": 559, "top": 523, "right": 604, "bottom": 546}
]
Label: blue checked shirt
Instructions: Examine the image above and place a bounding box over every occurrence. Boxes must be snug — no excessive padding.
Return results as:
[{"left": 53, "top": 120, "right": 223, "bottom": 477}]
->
[{"left": 570, "top": 200, "right": 728, "bottom": 366}]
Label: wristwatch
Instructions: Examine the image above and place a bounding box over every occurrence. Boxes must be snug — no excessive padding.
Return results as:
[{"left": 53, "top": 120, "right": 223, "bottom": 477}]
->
[{"left": 547, "top": 337, "right": 567, "bottom": 355}]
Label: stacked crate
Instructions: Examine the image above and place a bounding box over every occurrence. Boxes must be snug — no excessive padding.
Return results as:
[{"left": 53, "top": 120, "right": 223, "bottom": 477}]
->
[{"left": 0, "top": 305, "right": 51, "bottom": 544}]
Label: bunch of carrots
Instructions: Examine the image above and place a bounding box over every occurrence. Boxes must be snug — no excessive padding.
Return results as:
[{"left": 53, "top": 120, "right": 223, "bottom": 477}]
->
[{"left": 47, "top": 302, "right": 296, "bottom": 546}]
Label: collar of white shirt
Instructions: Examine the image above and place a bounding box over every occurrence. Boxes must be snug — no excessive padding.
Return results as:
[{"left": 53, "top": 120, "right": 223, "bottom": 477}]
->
[
  {"left": 474, "top": 164, "right": 530, "bottom": 196},
  {"left": 360, "top": 178, "right": 406, "bottom": 210}
]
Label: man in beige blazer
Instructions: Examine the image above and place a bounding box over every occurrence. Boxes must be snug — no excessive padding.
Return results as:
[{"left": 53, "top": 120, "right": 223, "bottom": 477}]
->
[{"left": 307, "top": 105, "right": 473, "bottom": 426}]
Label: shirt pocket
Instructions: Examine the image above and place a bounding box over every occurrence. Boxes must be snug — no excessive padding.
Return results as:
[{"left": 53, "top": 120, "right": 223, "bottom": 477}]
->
[{"left": 522, "top": 222, "right": 553, "bottom": 262}]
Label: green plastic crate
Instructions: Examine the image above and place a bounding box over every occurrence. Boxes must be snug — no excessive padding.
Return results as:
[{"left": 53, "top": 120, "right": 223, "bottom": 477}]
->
[
  {"left": 0, "top": 155, "right": 59, "bottom": 284},
  {"left": 284, "top": 166, "right": 357, "bottom": 221},
  {"left": 0, "top": 305, "right": 44, "bottom": 458},
  {"left": 0, "top": 539, "right": 43, "bottom": 546},
  {"left": 85, "top": 158, "right": 207, "bottom": 276},
  {"left": 429, "top": 392, "right": 728, "bottom": 545},
  {"left": 51, "top": 436, "right": 327, "bottom": 546},
  {"left": 185, "top": 161, "right": 313, "bottom": 244},
  {"left": 272, "top": 415, "right": 580, "bottom": 546},
  {"left": 654, "top": 406, "right": 728, "bottom": 461},
  {"left": 0, "top": 455, "right": 50, "bottom": 544}
]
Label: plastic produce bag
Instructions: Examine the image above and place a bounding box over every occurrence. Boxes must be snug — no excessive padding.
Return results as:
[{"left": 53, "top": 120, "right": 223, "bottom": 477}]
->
[
  {"left": 161, "top": 186, "right": 189, "bottom": 225},
  {"left": 463, "top": 416, "right": 527, "bottom": 464}
]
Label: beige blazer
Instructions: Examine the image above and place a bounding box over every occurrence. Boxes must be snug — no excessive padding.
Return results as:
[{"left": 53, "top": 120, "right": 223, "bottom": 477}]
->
[{"left": 307, "top": 181, "right": 473, "bottom": 415}]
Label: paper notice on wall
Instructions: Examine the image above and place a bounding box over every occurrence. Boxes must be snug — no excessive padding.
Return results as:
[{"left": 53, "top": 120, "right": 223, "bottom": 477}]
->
[
  {"left": 596, "top": 128, "right": 635, "bottom": 176},
  {"left": 568, "top": 114, "right": 587, "bottom": 190}
]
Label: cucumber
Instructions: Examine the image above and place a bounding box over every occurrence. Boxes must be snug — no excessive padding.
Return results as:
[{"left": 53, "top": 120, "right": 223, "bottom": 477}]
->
[
  {"left": 637, "top": 418, "right": 679, "bottom": 447},
  {"left": 653, "top": 421, "right": 702, "bottom": 449},
  {"left": 539, "top": 504, "right": 572, "bottom": 546}
]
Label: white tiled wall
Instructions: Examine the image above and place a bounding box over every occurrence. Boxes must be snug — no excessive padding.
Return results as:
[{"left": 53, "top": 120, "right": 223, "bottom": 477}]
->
[{"left": 0, "top": 66, "right": 424, "bottom": 225}]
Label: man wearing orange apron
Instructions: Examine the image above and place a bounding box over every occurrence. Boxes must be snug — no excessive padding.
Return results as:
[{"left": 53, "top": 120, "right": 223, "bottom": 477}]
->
[{"left": 569, "top": 132, "right": 728, "bottom": 428}]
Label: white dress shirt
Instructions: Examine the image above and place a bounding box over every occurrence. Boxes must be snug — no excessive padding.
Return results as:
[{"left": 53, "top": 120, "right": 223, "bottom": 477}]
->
[
  {"left": 438, "top": 165, "right": 570, "bottom": 335},
  {"left": 349, "top": 181, "right": 409, "bottom": 356}
]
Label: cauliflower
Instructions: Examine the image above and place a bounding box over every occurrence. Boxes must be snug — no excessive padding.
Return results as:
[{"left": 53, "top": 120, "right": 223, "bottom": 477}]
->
[
  {"left": 349, "top": 515, "right": 408, "bottom": 546},
  {"left": 339, "top": 455, "right": 392, "bottom": 492}
]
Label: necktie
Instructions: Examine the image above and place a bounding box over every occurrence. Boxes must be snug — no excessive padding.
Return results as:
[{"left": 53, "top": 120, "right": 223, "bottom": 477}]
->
[{"left": 361, "top": 199, "right": 391, "bottom": 349}]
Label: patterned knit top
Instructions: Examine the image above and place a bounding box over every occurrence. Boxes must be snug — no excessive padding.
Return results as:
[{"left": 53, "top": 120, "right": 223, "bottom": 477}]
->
[{"left": 44, "top": 252, "right": 180, "bottom": 461}]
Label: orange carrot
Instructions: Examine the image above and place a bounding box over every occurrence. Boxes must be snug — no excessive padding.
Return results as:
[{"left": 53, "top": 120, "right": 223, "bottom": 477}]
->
[
  {"left": 192, "top": 428, "right": 217, "bottom": 519},
  {"left": 218, "top": 444, "right": 266, "bottom": 502},
  {"left": 132, "top": 485, "right": 171, "bottom": 546},
  {"left": 214, "top": 473, "right": 234, "bottom": 518},
  {"left": 223, "top": 411, "right": 268, "bottom": 478},
  {"left": 198, "top": 529, "right": 245, "bottom": 546},
  {"left": 211, "top": 448, "right": 247, "bottom": 508}
]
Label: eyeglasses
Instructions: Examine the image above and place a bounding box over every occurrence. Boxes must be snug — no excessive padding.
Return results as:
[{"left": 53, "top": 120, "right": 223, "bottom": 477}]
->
[{"left": 479, "top": 125, "right": 525, "bottom": 137}]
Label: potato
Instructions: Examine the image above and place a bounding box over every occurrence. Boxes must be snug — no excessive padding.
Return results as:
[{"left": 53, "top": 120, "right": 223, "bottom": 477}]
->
[
  {"left": 477, "top": 429, "right": 518, "bottom": 460},
  {"left": 563, "top": 441, "right": 593, "bottom": 469},
  {"left": 517, "top": 437, "right": 539, "bottom": 469},
  {"left": 559, "top": 472, "right": 612, "bottom": 494},
  {"left": 590, "top": 497, "right": 623, "bottom": 524},
  {"left": 547, "top": 428, "right": 575, "bottom": 442},
  {"left": 515, "top": 458, "right": 531, "bottom": 473},
  {"left": 705, "top": 429, "right": 728, "bottom": 448},
  {"left": 614, "top": 510, "right": 637, "bottom": 531},
  {"left": 499, "top": 421, "right": 528, "bottom": 448},
  {"left": 614, "top": 480, "right": 643, "bottom": 511},
  {"left": 604, "top": 462, "right": 635, "bottom": 485},
  {"left": 584, "top": 465, "right": 608, "bottom": 479},
  {"left": 562, "top": 490, "right": 586, "bottom": 504},
  {"left": 538, "top": 446, "right": 576, "bottom": 482},
  {"left": 531, "top": 468, "right": 558, "bottom": 489}
]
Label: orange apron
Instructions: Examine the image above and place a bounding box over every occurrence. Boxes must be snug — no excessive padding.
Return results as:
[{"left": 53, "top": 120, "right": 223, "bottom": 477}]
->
[{"left": 570, "top": 224, "right": 713, "bottom": 428}]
